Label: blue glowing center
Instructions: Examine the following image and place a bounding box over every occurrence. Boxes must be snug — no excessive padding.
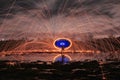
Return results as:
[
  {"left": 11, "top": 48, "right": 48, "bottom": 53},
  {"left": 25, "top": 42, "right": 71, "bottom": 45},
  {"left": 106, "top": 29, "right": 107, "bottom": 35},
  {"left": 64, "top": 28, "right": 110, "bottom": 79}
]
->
[{"left": 55, "top": 39, "right": 71, "bottom": 49}]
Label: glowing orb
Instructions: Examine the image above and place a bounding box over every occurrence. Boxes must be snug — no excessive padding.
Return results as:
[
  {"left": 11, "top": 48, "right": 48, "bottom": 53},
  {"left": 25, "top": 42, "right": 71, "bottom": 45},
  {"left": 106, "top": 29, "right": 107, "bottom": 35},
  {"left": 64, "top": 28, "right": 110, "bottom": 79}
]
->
[
  {"left": 53, "top": 38, "right": 72, "bottom": 50},
  {"left": 53, "top": 54, "right": 72, "bottom": 64}
]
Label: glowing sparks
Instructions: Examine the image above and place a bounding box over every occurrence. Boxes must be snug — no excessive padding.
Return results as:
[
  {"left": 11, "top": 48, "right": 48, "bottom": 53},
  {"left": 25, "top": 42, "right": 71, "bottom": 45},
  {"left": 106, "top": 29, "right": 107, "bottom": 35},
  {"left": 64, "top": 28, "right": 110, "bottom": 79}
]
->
[
  {"left": 53, "top": 38, "right": 72, "bottom": 50},
  {"left": 6, "top": 62, "right": 16, "bottom": 66}
]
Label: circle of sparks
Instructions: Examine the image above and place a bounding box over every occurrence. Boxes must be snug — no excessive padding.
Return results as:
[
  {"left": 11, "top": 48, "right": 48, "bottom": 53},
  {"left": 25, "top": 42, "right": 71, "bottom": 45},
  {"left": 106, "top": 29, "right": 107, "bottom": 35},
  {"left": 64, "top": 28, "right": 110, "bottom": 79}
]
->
[{"left": 53, "top": 38, "right": 72, "bottom": 50}]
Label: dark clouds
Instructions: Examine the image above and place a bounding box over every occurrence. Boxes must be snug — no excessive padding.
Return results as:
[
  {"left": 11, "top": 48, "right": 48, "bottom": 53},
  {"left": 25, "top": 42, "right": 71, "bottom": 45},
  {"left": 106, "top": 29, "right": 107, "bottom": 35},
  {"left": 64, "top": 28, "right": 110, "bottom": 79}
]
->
[{"left": 0, "top": 0, "right": 120, "bottom": 40}]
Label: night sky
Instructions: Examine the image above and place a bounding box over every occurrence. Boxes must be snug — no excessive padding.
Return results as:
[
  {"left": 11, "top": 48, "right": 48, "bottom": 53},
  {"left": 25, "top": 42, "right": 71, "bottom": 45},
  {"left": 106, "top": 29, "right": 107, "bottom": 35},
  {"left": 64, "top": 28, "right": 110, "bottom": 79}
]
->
[{"left": 0, "top": 0, "right": 120, "bottom": 40}]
